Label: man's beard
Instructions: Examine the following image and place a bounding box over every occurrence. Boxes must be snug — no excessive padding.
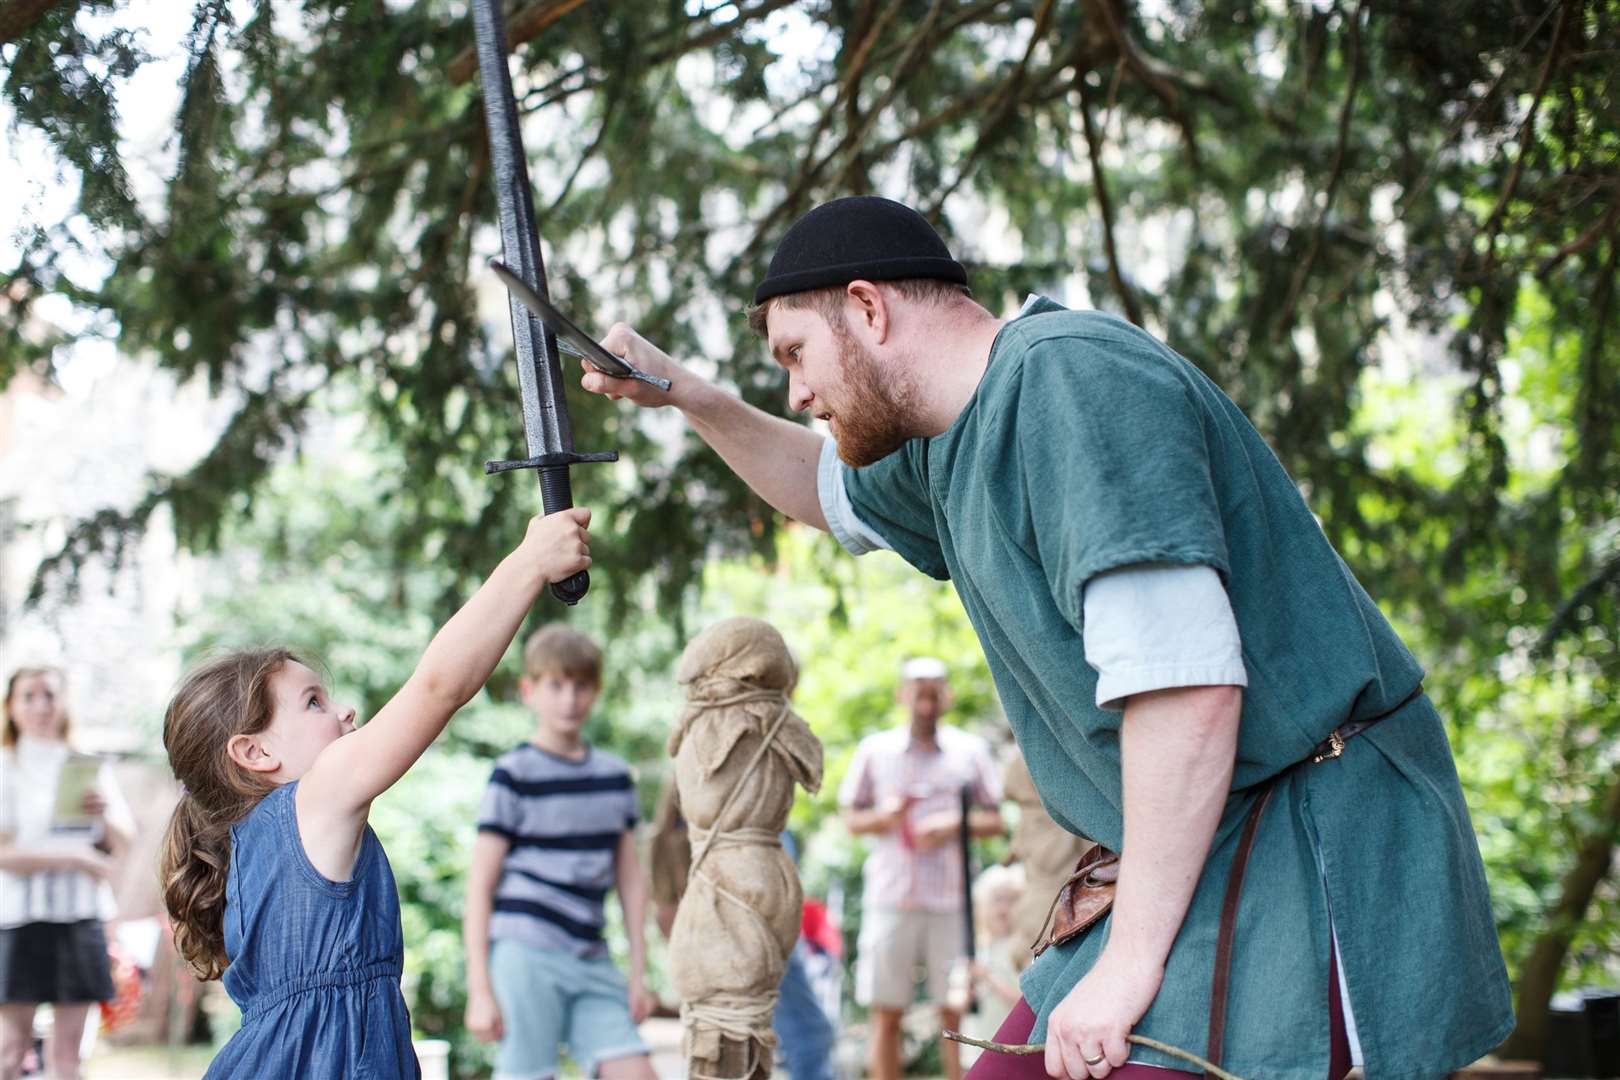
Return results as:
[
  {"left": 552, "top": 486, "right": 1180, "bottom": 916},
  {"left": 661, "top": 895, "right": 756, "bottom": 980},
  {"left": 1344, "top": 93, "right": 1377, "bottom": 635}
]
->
[{"left": 830, "top": 329, "right": 918, "bottom": 467}]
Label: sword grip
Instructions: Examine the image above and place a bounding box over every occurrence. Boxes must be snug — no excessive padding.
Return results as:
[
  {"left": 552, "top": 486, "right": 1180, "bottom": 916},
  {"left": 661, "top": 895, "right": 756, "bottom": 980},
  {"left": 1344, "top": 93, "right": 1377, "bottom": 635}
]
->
[{"left": 538, "top": 465, "right": 589, "bottom": 605}]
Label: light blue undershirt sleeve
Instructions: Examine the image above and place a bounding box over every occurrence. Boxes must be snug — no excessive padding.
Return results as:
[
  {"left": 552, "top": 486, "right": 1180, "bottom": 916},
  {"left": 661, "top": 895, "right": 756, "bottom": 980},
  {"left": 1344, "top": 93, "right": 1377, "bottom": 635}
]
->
[
  {"left": 816, "top": 437, "right": 894, "bottom": 556},
  {"left": 1081, "top": 562, "right": 1248, "bottom": 711}
]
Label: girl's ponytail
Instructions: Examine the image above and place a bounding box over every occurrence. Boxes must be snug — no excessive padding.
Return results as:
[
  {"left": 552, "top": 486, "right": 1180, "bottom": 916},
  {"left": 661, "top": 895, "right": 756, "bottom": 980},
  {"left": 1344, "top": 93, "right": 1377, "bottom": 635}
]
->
[
  {"left": 158, "top": 648, "right": 300, "bottom": 979},
  {"left": 160, "top": 791, "right": 237, "bottom": 979}
]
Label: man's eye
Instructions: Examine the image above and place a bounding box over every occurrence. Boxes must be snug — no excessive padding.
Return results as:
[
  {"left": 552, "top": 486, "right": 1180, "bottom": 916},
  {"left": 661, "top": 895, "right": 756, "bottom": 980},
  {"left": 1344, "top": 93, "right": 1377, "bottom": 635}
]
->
[
  {"left": 790, "top": 346, "right": 801, "bottom": 361},
  {"left": 307, "top": 695, "right": 321, "bottom": 709}
]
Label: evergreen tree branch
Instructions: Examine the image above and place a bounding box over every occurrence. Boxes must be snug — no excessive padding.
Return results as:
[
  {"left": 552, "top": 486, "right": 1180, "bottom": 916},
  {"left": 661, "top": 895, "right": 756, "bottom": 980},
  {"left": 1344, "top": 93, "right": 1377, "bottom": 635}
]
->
[
  {"left": 732, "top": 0, "right": 949, "bottom": 279},
  {"left": 1083, "top": 0, "right": 1201, "bottom": 167},
  {"left": 1497, "top": 764, "right": 1620, "bottom": 1059},
  {"left": 645, "top": 0, "right": 799, "bottom": 66},
  {"left": 1471, "top": 0, "right": 1571, "bottom": 277},
  {"left": 0, "top": 0, "right": 69, "bottom": 46},
  {"left": 27, "top": 372, "right": 322, "bottom": 603},
  {"left": 1074, "top": 66, "right": 1143, "bottom": 326},
  {"left": 921, "top": 0, "right": 1059, "bottom": 219},
  {"left": 1273, "top": 0, "right": 1365, "bottom": 341},
  {"left": 538, "top": 91, "right": 620, "bottom": 222},
  {"left": 1394, "top": 0, "right": 1566, "bottom": 217},
  {"left": 772, "top": 0, "right": 902, "bottom": 230},
  {"left": 510, "top": 0, "right": 800, "bottom": 116},
  {"left": 749, "top": 0, "right": 1026, "bottom": 140},
  {"left": 447, "top": 0, "right": 595, "bottom": 85},
  {"left": 1533, "top": 553, "right": 1620, "bottom": 656},
  {"left": 1536, "top": 193, "right": 1620, "bottom": 278},
  {"left": 860, "top": 52, "right": 1073, "bottom": 169},
  {"left": 1570, "top": 225, "right": 1620, "bottom": 485}
]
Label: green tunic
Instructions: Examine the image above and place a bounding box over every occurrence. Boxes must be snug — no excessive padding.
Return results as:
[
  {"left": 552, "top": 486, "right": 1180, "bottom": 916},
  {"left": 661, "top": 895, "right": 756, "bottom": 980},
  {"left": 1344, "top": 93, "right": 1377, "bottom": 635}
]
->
[{"left": 840, "top": 297, "right": 1511, "bottom": 1079}]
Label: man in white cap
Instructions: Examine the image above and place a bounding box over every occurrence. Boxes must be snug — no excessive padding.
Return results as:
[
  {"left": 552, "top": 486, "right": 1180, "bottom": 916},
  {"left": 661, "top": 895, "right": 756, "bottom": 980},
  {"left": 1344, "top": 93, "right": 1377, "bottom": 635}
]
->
[{"left": 838, "top": 656, "right": 1004, "bottom": 1080}]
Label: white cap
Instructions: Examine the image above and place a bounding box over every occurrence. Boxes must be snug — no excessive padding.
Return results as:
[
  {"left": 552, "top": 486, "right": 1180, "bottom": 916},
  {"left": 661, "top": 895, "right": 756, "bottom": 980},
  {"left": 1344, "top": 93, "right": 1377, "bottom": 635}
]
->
[{"left": 900, "top": 656, "right": 948, "bottom": 681}]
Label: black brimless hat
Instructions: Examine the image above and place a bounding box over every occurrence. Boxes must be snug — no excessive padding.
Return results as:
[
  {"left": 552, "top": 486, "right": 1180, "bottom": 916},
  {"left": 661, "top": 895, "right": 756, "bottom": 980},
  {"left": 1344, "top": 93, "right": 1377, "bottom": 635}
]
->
[{"left": 752, "top": 196, "right": 968, "bottom": 305}]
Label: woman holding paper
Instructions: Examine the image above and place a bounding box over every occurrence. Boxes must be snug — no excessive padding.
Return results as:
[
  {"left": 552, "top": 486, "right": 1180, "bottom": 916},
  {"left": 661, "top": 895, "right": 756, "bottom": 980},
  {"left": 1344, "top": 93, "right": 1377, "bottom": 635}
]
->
[{"left": 0, "top": 666, "right": 134, "bottom": 1080}]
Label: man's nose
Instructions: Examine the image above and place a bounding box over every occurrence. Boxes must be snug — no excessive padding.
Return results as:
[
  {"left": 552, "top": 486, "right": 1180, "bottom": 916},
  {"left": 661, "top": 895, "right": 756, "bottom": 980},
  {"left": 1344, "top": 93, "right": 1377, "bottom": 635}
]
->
[
  {"left": 787, "top": 373, "right": 812, "bottom": 413},
  {"left": 341, "top": 704, "right": 357, "bottom": 727}
]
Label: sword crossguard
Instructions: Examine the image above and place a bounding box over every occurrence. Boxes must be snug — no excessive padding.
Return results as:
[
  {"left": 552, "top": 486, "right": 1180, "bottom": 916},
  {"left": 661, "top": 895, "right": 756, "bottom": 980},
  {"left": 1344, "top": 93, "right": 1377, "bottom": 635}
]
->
[
  {"left": 486, "top": 456, "right": 613, "bottom": 606},
  {"left": 484, "top": 451, "right": 620, "bottom": 475}
]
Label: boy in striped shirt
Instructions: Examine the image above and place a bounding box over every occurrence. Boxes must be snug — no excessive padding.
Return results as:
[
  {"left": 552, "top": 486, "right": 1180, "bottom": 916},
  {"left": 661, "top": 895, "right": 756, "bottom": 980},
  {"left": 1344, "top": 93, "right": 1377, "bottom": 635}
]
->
[{"left": 463, "top": 625, "right": 656, "bottom": 1080}]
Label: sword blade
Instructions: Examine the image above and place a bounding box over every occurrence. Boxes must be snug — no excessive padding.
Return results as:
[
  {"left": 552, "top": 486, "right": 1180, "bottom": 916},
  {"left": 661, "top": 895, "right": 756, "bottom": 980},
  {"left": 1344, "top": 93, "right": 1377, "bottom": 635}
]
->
[
  {"left": 471, "top": 0, "right": 572, "bottom": 457},
  {"left": 489, "top": 261, "right": 674, "bottom": 392}
]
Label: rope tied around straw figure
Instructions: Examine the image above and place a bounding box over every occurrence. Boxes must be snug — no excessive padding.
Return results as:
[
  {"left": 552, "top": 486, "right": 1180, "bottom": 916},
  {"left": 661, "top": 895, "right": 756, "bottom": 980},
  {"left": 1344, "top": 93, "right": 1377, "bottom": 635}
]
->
[
  {"left": 682, "top": 685, "right": 795, "bottom": 880},
  {"left": 680, "top": 990, "right": 781, "bottom": 1080}
]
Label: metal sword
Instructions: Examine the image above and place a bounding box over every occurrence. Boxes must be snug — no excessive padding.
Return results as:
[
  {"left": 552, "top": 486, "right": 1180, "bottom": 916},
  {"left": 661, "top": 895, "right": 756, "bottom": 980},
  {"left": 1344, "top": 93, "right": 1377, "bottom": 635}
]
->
[{"left": 471, "top": 0, "right": 615, "bottom": 606}]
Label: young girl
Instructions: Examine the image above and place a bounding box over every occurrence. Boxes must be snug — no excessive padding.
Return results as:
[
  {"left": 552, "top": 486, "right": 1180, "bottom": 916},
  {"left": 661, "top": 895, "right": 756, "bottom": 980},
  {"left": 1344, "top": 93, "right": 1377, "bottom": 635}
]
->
[
  {"left": 959, "top": 863, "right": 1027, "bottom": 1067},
  {"left": 159, "top": 507, "right": 591, "bottom": 1078},
  {"left": 0, "top": 666, "right": 134, "bottom": 1080}
]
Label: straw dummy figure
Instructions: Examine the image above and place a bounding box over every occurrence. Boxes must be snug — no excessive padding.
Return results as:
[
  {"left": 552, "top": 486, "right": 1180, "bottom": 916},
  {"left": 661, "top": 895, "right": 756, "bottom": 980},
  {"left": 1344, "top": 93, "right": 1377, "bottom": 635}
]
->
[{"left": 667, "top": 618, "right": 823, "bottom": 1080}]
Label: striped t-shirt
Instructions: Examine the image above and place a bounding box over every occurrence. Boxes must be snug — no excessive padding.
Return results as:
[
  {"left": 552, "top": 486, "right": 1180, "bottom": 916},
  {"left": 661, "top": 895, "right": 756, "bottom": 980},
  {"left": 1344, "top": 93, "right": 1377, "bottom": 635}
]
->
[{"left": 475, "top": 743, "right": 639, "bottom": 959}]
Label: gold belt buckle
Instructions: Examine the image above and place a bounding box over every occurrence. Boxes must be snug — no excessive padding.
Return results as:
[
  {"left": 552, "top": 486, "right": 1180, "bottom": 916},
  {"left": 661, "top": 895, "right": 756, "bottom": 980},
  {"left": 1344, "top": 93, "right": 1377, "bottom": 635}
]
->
[{"left": 1311, "top": 729, "right": 1346, "bottom": 764}]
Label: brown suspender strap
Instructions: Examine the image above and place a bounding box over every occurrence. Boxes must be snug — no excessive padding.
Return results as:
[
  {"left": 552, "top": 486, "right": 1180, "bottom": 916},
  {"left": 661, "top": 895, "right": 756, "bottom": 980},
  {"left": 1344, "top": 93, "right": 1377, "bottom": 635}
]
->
[
  {"left": 1204, "top": 783, "right": 1276, "bottom": 1075},
  {"left": 1198, "top": 690, "right": 1419, "bottom": 1073}
]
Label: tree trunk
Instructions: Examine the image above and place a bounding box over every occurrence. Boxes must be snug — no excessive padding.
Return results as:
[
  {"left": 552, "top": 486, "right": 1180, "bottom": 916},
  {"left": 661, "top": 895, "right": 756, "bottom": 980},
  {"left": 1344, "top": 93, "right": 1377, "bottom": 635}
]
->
[
  {"left": 0, "top": 0, "right": 70, "bottom": 46},
  {"left": 1498, "top": 765, "right": 1620, "bottom": 1061}
]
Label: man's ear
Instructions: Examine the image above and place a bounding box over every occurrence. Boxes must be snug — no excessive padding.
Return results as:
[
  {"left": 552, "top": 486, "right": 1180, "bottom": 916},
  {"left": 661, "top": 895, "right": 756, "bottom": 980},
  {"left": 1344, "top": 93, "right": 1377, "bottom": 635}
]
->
[
  {"left": 518, "top": 675, "right": 537, "bottom": 705},
  {"left": 226, "top": 733, "right": 279, "bottom": 775},
  {"left": 845, "top": 280, "right": 890, "bottom": 344}
]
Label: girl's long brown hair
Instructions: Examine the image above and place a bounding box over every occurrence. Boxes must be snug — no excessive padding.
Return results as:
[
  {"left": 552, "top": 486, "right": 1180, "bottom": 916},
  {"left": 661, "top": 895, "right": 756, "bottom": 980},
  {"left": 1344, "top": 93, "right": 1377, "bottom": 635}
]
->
[{"left": 159, "top": 648, "right": 301, "bottom": 980}]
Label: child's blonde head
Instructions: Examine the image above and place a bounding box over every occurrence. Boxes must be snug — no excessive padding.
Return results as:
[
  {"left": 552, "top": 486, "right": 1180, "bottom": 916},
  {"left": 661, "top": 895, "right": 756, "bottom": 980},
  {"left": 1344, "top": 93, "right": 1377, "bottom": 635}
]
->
[
  {"left": 522, "top": 624, "right": 602, "bottom": 686},
  {"left": 159, "top": 647, "right": 307, "bottom": 979},
  {"left": 973, "top": 862, "right": 1026, "bottom": 941}
]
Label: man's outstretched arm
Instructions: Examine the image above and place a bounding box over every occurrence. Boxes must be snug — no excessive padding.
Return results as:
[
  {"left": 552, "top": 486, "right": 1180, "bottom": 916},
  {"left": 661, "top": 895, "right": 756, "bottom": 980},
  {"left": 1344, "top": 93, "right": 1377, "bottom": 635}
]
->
[{"left": 584, "top": 323, "right": 830, "bottom": 531}]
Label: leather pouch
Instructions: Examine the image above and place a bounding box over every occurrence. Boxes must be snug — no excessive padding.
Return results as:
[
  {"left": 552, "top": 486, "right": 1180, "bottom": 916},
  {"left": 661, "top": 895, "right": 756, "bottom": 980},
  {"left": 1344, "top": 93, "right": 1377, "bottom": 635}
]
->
[{"left": 1030, "top": 845, "right": 1119, "bottom": 958}]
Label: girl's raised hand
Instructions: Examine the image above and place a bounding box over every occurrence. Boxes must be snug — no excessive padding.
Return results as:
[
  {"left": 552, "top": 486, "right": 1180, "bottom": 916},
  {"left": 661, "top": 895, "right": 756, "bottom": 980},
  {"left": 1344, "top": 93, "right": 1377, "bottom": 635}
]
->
[{"left": 522, "top": 507, "right": 592, "bottom": 584}]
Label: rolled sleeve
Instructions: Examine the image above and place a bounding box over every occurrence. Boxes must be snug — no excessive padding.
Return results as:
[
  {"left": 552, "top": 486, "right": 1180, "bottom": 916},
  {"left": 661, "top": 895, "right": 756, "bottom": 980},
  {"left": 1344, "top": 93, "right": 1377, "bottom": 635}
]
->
[
  {"left": 1082, "top": 562, "right": 1248, "bottom": 711},
  {"left": 817, "top": 437, "right": 893, "bottom": 556}
]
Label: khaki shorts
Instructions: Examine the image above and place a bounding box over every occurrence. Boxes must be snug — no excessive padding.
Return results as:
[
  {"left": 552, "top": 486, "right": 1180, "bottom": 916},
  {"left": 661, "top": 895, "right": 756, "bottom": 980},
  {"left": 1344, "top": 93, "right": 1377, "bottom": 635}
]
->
[{"left": 854, "top": 907, "right": 967, "bottom": 1009}]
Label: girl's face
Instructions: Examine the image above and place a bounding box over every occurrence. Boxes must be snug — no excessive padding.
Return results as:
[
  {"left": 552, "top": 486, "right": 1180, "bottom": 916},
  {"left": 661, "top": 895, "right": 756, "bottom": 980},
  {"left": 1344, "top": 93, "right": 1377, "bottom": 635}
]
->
[
  {"left": 8, "top": 672, "right": 66, "bottom": 741},
  {"left": 987, "top": 884, "right": 1020, "bottom": 938},
  {"left": 251, "top": 661, "right": 357, "bottom": 782}
]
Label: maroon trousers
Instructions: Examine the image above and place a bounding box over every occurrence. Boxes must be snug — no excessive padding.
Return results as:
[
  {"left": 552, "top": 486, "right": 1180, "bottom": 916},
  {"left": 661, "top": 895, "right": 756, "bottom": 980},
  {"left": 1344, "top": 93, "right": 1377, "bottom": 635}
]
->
[{"left": 963, "top": 943, "right": 1352, "bottom": 1080}]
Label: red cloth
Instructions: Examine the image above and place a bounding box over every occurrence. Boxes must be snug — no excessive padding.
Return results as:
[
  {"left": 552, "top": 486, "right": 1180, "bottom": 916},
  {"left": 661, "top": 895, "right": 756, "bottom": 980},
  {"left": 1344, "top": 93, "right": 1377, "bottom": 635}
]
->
[
  {"left": 963, "top": 940, "right": 1351, "bottom": 1080},
  {"left": 800, "top": 897, "right": 842, "bottom": 958},
  {"left": 98, "top": 944, "right": 142, "bottom": 1031}
]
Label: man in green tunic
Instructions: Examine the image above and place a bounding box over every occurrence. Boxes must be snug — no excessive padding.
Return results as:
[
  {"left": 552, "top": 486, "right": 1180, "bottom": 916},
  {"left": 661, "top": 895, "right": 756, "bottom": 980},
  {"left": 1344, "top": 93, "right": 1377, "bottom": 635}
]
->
[{"left": 579, "top": 197, "right": 1512, "bottom": 1079}]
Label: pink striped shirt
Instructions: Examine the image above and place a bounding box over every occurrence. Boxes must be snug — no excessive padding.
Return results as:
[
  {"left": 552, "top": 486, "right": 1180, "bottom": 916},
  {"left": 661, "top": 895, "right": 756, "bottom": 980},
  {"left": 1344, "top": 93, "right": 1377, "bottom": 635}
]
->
[{"left": 838, "top": 725, "right": 1001, "bottom": 913}]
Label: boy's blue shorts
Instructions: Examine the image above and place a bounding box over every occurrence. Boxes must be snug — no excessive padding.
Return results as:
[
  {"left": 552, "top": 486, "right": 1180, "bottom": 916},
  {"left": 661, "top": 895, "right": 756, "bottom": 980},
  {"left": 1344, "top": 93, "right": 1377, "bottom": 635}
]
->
[{"left": 489, "top": 937, "right": 650, "bottom": 1079}]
